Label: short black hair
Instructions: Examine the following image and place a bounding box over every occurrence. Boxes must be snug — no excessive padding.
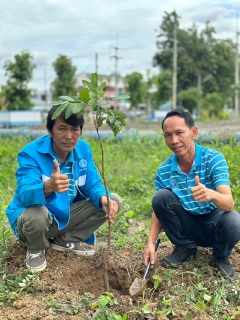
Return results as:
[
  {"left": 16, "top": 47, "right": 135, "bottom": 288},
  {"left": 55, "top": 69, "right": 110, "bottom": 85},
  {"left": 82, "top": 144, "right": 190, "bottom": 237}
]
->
[
  {"left": 46, "top": 105, "right": 84, "bottom": 133},
  {"left": 161, "top": 107, "right": 194, "bottom": 130}
]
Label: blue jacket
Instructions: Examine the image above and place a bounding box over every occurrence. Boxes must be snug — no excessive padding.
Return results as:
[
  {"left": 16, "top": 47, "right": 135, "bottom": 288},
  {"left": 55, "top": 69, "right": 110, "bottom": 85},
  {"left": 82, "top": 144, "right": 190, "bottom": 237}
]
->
[{"left": 6, "top": 135, "right": 109, "bottom": 236}]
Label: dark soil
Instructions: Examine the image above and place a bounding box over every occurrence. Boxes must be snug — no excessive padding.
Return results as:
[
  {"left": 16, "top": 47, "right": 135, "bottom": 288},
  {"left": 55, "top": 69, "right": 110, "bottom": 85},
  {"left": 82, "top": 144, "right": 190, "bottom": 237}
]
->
[{"left": 1, "top": 239, "right": 240, "bottom": 320}]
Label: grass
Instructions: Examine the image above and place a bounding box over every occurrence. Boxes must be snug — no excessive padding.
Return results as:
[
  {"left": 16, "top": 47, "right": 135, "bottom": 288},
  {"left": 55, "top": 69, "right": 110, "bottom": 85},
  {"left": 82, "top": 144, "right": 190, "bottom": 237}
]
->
[{"left": 0, "top": 133, "right": 240, "bottom": 319}]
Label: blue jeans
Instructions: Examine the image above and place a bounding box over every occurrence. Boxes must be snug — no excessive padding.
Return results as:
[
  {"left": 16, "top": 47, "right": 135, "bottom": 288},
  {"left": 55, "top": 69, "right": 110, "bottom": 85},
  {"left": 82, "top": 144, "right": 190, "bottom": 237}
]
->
[{"left": 152, "top": 189, "right": 240, "bottom": 258}]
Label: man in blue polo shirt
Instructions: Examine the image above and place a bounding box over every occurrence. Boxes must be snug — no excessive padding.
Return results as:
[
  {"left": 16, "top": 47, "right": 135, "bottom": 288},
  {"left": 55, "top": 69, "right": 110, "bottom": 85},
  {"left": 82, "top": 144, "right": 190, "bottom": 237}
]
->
[
  {"left": 144, "top": 107, "right": 240, "bottom": 279},
  {"left": 5, "top": 105, "right": 121, "bottom": 272}
]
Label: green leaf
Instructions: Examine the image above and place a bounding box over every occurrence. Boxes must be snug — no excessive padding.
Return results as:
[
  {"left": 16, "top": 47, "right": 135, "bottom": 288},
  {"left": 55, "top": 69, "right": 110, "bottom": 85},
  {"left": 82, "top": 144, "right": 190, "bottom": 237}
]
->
[
  {"left": 97, "top": 91, "right": 105, "bottom": 98},
  {"left": 112, "top": 94, "right": 130, "bottom": 101},
  {"left": 107, "top": 121, "right": 120, "bottom": 137},
  {"left": 80, "top": 90, "right": 90, "bottom": 104},
  {"left": 71, "top": 102, "right": 85, "bottom": 114},
  {"left": 65, "top": 105, "right": 73, "bottom": 119},
  {"left": 51, "top": 101, "right": 61, "bottom": 106},
  {"left": 97, "top": 117, "right": 103, "bottom": 127},
  {"left": 203, "top": 294, "right": 212, "bottom": 302},
  {"left": 77, "top": 110, "right": 84, "bottom": 118},
  {"left": 116, "top": 118, "right": 126, "bottom": 126},
  {"left": 97, "top": 82, "right": 106, "bottom": 92},
  {"left": 126, "top": 211, "right": 134, "bottom": 218},
  {"left": 51, "top": 101, "right": 69, "bottom": 119},
  {"left": 69, "top": 95, "right": 81, "bottom": 102},
  {"left": 111, "top": 110, "right": 127, "bottom": 119},
  {"left": 88, "top": 97, "right": 99, "bottom": 106},
  {"left": 91, "top": 73, "right": 98, "bottom": 88},
  {"left": 196, "top": 301, "right": 206, "bottom": 310},
  {"left": 59, "top": 96, "right": 75, "bottom": 102},
  {"left": 82, "top": 80, "right": 97, "bottom": 93}
]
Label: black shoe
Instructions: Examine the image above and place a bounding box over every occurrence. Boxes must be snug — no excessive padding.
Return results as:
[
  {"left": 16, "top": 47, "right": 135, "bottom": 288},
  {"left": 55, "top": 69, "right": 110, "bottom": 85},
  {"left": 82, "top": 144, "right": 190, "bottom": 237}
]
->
[
  {"left": 161, "top": 246, "right": 197, "bottom": 268},
  {"left": 212, "top": 254, "right": 236, "bottom": 280},
  {"left": 51, "top": 237, "right": 95, "bottom": 256}
]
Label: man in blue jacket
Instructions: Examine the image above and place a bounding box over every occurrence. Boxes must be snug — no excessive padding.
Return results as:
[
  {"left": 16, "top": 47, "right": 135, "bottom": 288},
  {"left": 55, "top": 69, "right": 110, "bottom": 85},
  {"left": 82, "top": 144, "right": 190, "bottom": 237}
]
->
[
  {"left": 144, "top": 108, "right": 240, "bottom": 279},
  {"left": 5, "top": 105, "right": 121, "bottom": 272}
]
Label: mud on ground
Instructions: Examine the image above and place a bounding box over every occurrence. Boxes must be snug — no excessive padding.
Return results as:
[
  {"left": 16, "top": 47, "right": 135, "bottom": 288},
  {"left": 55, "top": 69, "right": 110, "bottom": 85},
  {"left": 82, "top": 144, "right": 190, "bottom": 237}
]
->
[{"left": 1, "top": 240, "right": 240, "bottom": 320}]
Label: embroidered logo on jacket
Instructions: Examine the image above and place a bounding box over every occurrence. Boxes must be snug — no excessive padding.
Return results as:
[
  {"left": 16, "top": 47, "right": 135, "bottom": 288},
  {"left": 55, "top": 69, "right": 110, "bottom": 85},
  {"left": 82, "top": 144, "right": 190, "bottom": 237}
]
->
[{"left": 79, "top": 159, "right": 87, "bottom": 168}]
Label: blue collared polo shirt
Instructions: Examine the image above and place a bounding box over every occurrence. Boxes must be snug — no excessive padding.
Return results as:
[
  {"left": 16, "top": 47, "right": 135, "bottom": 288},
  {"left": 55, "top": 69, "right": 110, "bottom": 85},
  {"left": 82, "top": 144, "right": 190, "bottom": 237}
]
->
[
  {"left": 54, "top": 151, "right": 77, "bottom": 205},
  {"left": 154, "top": 143, "right": 230, "bottom": 214}
]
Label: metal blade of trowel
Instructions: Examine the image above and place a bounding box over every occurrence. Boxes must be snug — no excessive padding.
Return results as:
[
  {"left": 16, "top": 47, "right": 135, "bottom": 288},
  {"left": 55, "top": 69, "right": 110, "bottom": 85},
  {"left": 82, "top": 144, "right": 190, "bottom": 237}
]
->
[{"left": 129, "top": 238, "right": 160, "bottom": 296}]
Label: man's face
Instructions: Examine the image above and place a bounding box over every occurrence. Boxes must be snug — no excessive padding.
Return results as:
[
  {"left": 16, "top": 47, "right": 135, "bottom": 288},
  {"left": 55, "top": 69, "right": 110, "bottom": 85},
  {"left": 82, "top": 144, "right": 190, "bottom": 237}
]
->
[
  {"left": 162, "top": 116, "right": 198, "bottom": 158},
  {"left": 48, "top": 117, "right": 81, "bottom": 160}
]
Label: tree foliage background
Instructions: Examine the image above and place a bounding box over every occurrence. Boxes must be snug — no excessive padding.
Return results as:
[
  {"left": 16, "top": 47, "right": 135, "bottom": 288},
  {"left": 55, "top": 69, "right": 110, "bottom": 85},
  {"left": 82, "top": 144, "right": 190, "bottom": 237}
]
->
[
  {"left": 152, "top": 10, "right": 236, "bottom": 115},
  {"left": 0, "top": 10, "right": 238, "bottom": 117},
  {"left": 3, "top": 51, "right": 35, "bottom": 111},
  {"left": 51, "top": 55, "right": 77, "bottom": 100}
]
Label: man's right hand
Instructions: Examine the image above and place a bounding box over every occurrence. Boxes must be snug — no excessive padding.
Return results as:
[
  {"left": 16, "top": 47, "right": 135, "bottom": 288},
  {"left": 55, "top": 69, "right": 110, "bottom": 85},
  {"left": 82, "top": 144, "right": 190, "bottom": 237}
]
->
[
  {"left": 144, "top": 242, "right": 157, "bottom": 267},
  {"left": 44, "top": 159, "right": 69, "bottom": 196}
]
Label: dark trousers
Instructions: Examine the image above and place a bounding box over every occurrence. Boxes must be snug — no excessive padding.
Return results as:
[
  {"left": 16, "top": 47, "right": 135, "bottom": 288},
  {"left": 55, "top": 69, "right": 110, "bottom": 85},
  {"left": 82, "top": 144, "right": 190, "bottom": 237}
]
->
[
  {"left": 152, "top": 189, "right": 240, "bottom": 258},
  {"left": 17, "top": 193, "right": 121, "bottom": 253}
]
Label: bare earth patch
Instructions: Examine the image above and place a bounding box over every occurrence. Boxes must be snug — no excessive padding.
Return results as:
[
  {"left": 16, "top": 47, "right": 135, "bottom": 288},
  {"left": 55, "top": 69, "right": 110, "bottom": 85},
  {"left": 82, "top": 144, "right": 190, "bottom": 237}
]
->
[{"left": 1, "top": 240, "right": 240, "bottom": 319}]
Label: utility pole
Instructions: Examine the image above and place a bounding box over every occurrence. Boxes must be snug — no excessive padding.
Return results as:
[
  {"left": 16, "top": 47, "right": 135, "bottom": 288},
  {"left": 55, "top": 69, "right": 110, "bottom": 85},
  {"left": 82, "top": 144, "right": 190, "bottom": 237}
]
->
[
  {"left": 95, "top": 53, "right": 98, "bottom": 74},
  {"left": 44, "top": 69, "right": 47, "bottom": 109},
  {"left": 172, "top": 24, "right": 178, "bottom": 110},
  {"left": 111, "top": 43, "right": 122, "bottom": 108},
  {"left": 235, "top": 16, "right": 239, "bottom": 119}
]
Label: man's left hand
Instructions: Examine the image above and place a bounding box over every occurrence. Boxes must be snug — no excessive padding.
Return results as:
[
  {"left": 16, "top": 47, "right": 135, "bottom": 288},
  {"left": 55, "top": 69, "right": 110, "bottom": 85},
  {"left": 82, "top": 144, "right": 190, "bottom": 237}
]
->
[
  {"left": 191, "top": 176, "right": 215, "bottom": 202},
  {"left": 100, "top": 196, "right": 118, "bottom": 223}
]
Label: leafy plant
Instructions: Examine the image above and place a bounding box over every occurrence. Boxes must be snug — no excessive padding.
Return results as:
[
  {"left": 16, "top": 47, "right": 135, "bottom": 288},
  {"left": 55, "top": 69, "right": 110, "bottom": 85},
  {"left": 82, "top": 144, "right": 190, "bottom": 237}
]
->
[
  {"left": 91, "top": 292, "right": 128, "bottom": 320},
  {"left": 0, "top": 263, "right": 39, "bottom": 303},
  {"left": 51, "top": 73, "right": 129, "bottom": 291}
]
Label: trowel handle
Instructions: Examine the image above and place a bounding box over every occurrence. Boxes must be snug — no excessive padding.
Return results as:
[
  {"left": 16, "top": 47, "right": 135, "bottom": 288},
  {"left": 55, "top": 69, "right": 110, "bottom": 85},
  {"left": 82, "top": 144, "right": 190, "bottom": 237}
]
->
[{"left": 143, "top": 238, "right": 160, "bottom": 281}]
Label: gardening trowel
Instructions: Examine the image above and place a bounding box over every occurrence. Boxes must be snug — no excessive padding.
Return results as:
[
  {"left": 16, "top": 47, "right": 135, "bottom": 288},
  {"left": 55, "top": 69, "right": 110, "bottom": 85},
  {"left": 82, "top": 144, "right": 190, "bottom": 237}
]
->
[{"left": 129, "top": 238, "right": 160, "bottom": 296}]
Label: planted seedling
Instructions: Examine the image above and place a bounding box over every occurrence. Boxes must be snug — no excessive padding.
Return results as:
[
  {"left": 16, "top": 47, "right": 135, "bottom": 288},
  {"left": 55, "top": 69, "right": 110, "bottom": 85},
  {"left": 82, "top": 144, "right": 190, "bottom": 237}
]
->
[{"left": 51, "top": 73, "right": 129, "bottom": 291}]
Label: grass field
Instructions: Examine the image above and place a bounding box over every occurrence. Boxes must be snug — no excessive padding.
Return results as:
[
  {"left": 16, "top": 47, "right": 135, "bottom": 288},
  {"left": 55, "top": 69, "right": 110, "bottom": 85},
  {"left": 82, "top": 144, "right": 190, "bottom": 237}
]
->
[{"left": 0, "top": 133, "right": 240, "bottom": 319}]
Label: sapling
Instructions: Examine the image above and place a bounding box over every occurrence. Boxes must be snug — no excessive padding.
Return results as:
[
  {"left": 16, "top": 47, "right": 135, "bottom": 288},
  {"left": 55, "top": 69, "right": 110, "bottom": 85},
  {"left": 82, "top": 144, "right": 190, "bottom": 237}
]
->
[{"left": 51, "top": 73, "right": 129, "bottom": 291}]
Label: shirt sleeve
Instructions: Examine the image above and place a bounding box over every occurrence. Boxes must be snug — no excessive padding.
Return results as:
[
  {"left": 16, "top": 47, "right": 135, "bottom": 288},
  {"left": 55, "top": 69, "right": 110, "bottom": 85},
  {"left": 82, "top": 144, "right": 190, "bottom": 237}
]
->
[
  {"left": 16, "top": 152, "right": 56, "bottom": 207},
  {"left": 208, "top": 152, "right": 230, "bottom": 189}
]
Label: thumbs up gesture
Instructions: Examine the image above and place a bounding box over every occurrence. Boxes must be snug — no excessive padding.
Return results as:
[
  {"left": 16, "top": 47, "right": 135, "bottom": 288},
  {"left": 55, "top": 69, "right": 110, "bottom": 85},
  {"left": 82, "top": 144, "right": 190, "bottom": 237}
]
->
[
  {"left": 52, "top": 159, "right": 60, "bottom": 174},
  {"left": 44, "top": 159, "right": 69, "bottom": 197},
  {"left": 191, "top": 176, "right": 213, "bottom": 203}
]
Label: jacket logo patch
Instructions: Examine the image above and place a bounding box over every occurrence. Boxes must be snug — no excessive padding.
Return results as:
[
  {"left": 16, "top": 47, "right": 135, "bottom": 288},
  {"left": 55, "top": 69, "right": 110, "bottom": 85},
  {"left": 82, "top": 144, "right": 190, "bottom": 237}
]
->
[{"left": 79, "top": 159, "right": 87, "bottom": 168}]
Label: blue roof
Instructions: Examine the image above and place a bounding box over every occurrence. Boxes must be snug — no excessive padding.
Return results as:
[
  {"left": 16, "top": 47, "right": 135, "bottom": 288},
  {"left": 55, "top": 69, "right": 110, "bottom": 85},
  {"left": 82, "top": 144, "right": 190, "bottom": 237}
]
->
[{"left": 159, "top": 101, "right": 171, "bottom": 110}]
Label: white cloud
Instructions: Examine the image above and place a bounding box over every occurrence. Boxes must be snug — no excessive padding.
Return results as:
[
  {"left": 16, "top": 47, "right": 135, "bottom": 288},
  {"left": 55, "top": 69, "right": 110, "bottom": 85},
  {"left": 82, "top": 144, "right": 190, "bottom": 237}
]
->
[{"left": 0, "top": 0, "right": 239, "bottom": 91}]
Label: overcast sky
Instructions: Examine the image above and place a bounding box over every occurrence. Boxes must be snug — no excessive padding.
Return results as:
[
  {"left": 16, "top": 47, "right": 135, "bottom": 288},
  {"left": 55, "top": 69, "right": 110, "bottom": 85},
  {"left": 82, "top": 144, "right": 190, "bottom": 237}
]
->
[{"left": 0, "top": 0, "right": 240, "bottom": 92}]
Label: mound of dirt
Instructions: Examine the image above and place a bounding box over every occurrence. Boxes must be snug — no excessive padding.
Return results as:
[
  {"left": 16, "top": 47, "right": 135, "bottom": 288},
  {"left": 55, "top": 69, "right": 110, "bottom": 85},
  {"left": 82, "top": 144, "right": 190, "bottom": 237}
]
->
[{"left": 1, "top": 241, "right": 240, "bottom": 319}]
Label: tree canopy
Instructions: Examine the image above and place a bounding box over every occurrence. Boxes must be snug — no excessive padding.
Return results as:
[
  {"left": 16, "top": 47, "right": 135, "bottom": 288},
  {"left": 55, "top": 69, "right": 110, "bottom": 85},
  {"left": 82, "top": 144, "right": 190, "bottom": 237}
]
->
[
  {"left": 153, "top": 11, "right": 235, "bottom": 104},
  {"left": 51, "top": 55, "right": 77, "bottom": 100},
  {"left": 125, "top": 72, "right": 146, "bottom": 108},
  {"left": 3, "top": 51, "right": 35, "bottom": 110}
]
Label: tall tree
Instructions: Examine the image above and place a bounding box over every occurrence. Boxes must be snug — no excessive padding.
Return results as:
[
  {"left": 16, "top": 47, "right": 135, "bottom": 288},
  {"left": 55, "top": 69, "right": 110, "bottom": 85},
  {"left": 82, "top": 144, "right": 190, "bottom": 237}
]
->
[
  {"left": 202, "top": 92, "right": 224, "bottom": 117},
  {"left": 51, "top": 55, "right": 77, "bottom": 100},
  {"left": 125, "top": 72, "right": 145, "bottom": 108},
  {"left": 153, "top": 70, "right": 172, "bottom": 107},
  {"left": 153, "top": 11, "right": 235, "bottom": 100},
  {"left": 178, "top": 87, "right": 202, "bottom": 113},
  {"left": 3, "top": 51, "right": 35, "bottom": 110}
]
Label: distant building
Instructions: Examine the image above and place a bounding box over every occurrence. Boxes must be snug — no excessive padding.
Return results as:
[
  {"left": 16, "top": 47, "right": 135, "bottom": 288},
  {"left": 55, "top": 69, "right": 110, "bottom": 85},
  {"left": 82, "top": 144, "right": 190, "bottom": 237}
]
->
[{"left": 31, "top": 91, "right": 52, "bottom": 112}]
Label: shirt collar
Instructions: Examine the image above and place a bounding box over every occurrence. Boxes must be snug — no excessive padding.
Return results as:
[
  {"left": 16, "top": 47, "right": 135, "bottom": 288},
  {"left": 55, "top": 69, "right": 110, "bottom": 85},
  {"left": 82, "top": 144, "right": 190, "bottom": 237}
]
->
[
  {"left": 38, "top": 135, "right": 75, "bottom": 164},
  {"left": 171, "top": 142, "right": 201, "bottom": 172}
]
